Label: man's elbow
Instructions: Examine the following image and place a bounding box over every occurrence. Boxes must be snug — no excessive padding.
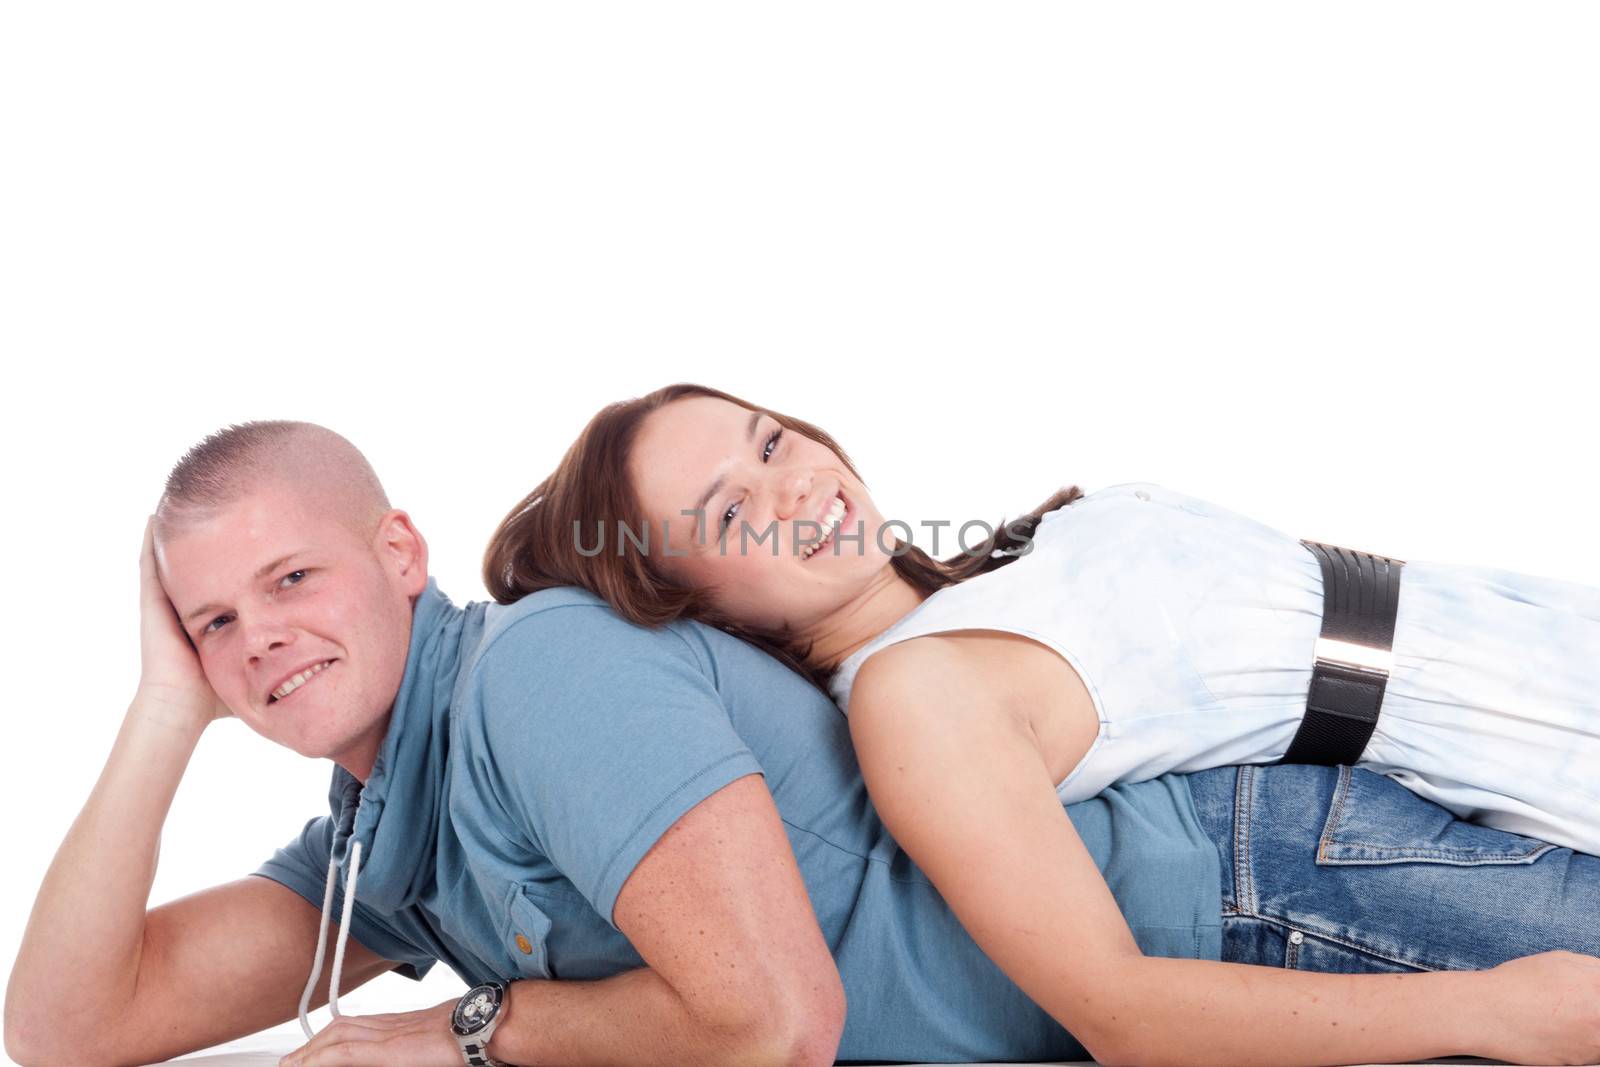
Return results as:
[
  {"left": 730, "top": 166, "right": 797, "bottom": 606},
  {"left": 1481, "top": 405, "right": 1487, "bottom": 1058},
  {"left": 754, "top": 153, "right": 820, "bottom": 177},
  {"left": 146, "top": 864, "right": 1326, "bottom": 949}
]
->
[
  {"left": 6, "top": 1019, "right": 56, "bottom": 1067},
  {"left": 7, "top": 999, "right": 135, "bottom": 1067},
  {"left": 749, "top": 993, "right": 848, "bottom": 1067},
  {"left": 6, "top": 988, "right": 46, "bottom": 1067},
  {"left": 715, "top": 970, "right": 847, "bottom": 1067},
  {"left": 8, "top": 1023, "right": 116, "bottom": 1067},
  {"left": 1088, "top": 1037, "right": 1145, "bottom": 1067},
  {"left": 4, "top": 1019, "right": 29, "bottom": 1067},
  {"left": 7, "top": 972, "right": 112, "bottom": 1067}
]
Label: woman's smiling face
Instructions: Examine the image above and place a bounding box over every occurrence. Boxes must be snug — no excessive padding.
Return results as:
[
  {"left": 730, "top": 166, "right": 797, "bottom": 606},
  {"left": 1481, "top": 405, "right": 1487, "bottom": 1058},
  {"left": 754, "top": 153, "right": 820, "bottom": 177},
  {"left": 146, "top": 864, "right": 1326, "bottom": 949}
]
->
[{"left": 628, "top": 395, "right": 897, "bottom": 635}]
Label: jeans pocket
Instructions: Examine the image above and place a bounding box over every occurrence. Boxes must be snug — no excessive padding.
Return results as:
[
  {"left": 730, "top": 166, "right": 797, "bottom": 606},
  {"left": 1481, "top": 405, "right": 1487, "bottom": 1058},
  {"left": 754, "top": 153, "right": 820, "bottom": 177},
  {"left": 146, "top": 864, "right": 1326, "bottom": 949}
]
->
[
  {"left": 1222, "top": 915, "right": 1424, "bottom": 974},
  {"left": 1316, "top": 764, "right": 1559, "bottom": 866}
]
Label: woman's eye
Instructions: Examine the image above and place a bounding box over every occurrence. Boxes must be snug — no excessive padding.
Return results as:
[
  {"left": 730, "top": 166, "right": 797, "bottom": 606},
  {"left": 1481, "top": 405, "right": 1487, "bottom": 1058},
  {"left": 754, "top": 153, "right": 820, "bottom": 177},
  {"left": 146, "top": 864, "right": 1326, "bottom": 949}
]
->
[
  {"left": 280, "top": 569, "right": 307, "bottom": 588},
  {"left": 203, "top": 614, "right": 233, "bottom": 635},
  {"left": 717, "top": 428, "right": 783, "bottom": 533}
]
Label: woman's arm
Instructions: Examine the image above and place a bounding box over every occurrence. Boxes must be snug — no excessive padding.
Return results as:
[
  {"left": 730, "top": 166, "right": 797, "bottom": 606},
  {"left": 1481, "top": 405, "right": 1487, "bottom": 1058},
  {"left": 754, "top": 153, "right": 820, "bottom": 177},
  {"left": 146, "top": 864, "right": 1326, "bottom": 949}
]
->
[
  {"left": 846, "top": 646, "right": 1497, "bottom": 1067},
  {"left": 1095, "top": 955, "right": 1482, "bottom": 1067}
]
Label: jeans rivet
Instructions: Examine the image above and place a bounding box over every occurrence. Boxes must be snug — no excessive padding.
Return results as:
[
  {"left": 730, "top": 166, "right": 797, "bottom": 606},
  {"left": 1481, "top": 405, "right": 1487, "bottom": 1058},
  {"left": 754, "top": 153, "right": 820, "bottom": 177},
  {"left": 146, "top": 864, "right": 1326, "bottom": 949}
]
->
[{"left": 1288, "top": 930, "right": 1305, "bottom": 945}]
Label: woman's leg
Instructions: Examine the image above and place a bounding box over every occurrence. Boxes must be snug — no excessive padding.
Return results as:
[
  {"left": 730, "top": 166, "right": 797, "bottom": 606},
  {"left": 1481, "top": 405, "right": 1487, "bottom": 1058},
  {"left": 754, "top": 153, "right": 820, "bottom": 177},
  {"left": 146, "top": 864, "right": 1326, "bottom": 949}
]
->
[{"left": 1184, "top": 762, "right": 1600, "bottom": 974}]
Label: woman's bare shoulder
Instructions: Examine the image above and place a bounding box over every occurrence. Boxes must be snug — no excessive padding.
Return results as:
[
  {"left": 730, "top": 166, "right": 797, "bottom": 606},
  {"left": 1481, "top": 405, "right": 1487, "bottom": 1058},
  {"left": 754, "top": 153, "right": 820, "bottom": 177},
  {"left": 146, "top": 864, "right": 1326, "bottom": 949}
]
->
[
  {"left": 848, "top": 630, "right": 1104, "bottom": 827},
  {"left": 851, "top": 633, "right": 1016, "bottom": 711}
]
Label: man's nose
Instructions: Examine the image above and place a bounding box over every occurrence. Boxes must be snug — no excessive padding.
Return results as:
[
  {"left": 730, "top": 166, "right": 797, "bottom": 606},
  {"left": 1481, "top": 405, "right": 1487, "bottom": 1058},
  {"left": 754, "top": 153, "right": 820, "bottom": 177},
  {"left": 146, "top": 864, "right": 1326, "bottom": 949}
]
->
[{"left": 242, "top": 614, "right": 296, "bottom": 662}]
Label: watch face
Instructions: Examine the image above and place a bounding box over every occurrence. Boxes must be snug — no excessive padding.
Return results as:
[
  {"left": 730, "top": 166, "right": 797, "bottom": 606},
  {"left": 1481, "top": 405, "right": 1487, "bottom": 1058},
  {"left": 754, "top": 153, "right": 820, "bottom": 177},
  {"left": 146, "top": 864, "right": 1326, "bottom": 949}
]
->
[{"left": 451, "top": 981, "right": 504, "bottom": 1037}]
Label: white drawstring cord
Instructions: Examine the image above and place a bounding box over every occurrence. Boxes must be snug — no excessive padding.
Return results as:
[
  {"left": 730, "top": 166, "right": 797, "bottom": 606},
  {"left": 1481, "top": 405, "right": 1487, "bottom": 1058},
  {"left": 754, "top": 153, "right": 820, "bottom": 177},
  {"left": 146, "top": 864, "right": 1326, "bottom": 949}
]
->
[{"left": 296, "top": 838, "right": 363, "bottom": 1040}]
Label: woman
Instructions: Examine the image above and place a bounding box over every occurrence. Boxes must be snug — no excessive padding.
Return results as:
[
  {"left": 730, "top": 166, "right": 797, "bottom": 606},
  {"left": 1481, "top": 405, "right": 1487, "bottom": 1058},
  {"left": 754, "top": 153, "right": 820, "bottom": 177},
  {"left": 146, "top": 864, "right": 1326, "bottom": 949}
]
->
[{"left": 483, "top": 382, "right": 1600, "bottom": 1059}]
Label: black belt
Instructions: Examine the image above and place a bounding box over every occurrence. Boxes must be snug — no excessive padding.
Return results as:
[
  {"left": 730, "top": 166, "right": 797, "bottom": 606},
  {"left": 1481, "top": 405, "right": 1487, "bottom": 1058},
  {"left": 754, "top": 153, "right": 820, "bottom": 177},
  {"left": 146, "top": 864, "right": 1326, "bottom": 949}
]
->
[{"left": 1277, "top": 540, "right": 1405, "bottom": 766}]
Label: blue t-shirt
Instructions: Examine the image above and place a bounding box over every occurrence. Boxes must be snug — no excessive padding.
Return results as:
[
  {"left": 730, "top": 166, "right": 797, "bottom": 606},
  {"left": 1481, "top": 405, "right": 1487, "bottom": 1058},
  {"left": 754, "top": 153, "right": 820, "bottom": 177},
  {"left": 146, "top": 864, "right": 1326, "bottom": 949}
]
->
[{"left": 253, "top": 581, "right": 1222, "bottom": 1063}]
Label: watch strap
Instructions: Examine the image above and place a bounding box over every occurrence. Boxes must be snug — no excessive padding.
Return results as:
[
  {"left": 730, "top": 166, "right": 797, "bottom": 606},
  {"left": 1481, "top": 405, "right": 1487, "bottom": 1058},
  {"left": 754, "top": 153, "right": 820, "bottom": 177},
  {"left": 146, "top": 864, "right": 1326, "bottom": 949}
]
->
[{"left": 459, "top": 1036, "right": 505, "bottom": 1067}]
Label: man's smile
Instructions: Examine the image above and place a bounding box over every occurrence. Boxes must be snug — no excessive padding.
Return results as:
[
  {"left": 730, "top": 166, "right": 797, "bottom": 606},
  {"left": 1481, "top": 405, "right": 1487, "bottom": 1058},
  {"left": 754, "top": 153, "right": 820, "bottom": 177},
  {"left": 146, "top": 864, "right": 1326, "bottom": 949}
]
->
[{"left": 266, "top": 659, "right": 337, "bottom": 704}]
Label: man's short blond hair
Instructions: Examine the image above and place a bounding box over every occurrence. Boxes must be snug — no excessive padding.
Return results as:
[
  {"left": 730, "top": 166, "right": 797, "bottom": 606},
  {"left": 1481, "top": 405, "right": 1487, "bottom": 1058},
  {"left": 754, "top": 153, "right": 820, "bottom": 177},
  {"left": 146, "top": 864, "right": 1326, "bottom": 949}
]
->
[{"left": 154, "top": 420, "right": 391, "bottom": 543}]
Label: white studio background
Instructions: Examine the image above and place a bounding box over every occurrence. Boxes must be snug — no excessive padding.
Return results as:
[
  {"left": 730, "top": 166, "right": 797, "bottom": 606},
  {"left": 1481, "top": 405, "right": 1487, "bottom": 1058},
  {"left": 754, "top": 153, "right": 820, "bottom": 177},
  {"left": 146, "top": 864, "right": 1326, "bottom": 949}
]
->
[{"left": 2, "top": 1, "right": 1597, "bottom": 1056}]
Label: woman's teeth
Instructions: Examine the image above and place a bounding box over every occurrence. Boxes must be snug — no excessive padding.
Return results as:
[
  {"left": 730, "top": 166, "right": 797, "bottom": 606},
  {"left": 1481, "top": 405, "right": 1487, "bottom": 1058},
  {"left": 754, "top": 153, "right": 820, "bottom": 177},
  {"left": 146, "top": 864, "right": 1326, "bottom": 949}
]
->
[
  {"left": 800, "top": 494, "right": 848, "bottom": 560},
  {"left": 270, "top": 660, "right": 334, "bottom": 703}
]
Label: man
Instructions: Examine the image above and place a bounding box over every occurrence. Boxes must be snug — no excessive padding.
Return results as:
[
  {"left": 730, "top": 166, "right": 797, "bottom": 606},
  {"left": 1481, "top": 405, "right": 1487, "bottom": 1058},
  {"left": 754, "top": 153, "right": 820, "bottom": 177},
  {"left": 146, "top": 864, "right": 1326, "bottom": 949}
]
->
[{"left": 8, "top": 421, "right": 1599, "bottom": 1067}]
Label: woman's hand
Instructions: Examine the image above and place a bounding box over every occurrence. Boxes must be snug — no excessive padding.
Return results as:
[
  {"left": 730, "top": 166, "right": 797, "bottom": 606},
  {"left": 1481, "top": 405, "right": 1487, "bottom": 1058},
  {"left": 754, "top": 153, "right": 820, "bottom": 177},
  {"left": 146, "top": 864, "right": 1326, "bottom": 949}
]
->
[
  {"left": 135, "top": 516, "right": 232, "bottom": 729},
  {"left": 1478, "top": 950, "right": 1600, "bottom": 1065},
  {"left": 278, "top": 1000, "right": 462, "bottom": 1067}
]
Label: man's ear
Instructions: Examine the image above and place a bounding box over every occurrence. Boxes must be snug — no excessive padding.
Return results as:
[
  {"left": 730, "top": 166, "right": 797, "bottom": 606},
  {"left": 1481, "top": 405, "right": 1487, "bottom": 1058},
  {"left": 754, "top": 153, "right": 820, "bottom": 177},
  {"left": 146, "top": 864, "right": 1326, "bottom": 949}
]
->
[{"left": 373, "top": 509, "right": 429, "bottom": 595}]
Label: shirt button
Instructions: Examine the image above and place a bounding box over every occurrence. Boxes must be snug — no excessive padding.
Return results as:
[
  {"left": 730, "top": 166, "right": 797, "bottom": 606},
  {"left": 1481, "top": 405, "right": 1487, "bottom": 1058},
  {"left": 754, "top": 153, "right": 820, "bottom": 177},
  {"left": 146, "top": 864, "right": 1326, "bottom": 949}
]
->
[
  {"left": 1288, "top": 930, "right": 1304, "bottom": 945},
  {"left": 1135, "top": 490, "right": 1151, "bottom": 502},
  {"left": 515, "top": 934, "right": 533, "bottom": 955}
]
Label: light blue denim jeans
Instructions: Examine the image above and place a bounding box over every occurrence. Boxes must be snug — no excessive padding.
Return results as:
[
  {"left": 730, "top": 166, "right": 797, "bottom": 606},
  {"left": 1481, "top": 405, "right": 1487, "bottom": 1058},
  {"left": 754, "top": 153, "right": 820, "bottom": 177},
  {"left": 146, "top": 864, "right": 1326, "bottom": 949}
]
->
[{"left": 1184, "top": 762, "right": 1600, "bottom": 972}]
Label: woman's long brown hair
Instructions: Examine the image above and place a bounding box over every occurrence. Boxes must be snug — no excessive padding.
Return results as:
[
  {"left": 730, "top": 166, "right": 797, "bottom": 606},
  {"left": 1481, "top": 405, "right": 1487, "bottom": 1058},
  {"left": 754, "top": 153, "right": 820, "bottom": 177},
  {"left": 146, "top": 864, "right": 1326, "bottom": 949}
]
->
[{"left": 483, "top": 382, "right": 1083, "bottom": 693}]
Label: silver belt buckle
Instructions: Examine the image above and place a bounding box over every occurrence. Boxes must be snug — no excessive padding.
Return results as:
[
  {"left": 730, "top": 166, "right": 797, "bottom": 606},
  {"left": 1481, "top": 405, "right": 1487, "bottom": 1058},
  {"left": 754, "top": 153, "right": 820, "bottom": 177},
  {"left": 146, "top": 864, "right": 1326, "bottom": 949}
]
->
[{"left": 1314, "top": 635, "right": 1394, "bottom": 676}]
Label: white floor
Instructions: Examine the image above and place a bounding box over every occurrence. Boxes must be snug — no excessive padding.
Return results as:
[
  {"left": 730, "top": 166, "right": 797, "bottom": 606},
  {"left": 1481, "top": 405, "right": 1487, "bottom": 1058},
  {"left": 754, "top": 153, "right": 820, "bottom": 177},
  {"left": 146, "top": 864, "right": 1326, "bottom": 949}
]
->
[
  {"left": 149, "top": 1017, "right": 1508, "bottom": 1067},
  {"left": 150, "top": 1019, "right": 1100, "bottom": 1066}
]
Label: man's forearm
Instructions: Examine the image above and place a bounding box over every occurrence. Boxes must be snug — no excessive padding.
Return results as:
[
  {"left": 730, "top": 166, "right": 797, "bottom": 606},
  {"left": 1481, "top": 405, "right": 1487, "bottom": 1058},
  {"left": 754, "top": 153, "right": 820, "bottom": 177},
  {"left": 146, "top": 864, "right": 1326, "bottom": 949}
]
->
[
  {"left": 1100, "top": 954, "right": 1489, "bottom": 1067},
  {"left": 4, "top": 701, "right": 205, "bottom": 1058},
  {"left": 487, "top": 966, "right": 829, "bottom": 1067}
]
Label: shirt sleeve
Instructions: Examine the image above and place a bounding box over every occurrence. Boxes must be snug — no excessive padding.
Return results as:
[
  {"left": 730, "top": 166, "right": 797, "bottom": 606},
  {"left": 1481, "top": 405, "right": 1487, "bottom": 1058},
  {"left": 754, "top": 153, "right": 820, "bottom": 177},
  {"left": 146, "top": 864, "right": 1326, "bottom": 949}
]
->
[
  {"left": 250, "top": 814, "right": 439, "bottom": 982},
  {"left": 464, "top": 605, "right": 766, "bottom": 929}
]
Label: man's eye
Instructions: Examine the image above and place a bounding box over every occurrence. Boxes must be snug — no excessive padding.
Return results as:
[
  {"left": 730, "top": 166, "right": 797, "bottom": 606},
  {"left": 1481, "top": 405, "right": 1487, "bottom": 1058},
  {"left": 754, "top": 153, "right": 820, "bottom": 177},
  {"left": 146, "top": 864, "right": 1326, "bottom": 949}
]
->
[
  {"left": 280, "top": 569, "right": 307, "bottom": 588},
  {"left": 203, "top": 614, "right": 233, "bottom": 635}
]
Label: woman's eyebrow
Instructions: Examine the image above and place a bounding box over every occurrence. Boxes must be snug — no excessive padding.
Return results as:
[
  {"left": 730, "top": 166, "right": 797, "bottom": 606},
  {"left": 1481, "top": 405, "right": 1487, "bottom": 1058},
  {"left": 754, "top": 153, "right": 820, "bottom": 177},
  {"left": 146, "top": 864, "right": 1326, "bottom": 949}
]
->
[{"left": 689, "top": 410, "right": 766, "bottom": 532}]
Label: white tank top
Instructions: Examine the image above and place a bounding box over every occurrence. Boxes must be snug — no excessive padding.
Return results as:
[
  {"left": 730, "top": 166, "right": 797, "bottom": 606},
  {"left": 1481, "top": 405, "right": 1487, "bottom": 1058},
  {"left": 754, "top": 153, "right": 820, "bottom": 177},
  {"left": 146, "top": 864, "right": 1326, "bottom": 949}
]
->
[
  {"left": 828, "top": 481, "right": 1328, "bottom": 804},
  {"left": 829, "top": 480, "right": 1600, "bottom": 857}
]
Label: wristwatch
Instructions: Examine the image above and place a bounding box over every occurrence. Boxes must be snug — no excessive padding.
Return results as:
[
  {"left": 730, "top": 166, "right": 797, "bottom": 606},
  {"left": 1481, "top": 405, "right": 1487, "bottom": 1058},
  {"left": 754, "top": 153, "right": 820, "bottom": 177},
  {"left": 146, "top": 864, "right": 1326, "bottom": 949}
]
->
[{"left": 450, "top": 980, "right": 510, "bottom": 1067}]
